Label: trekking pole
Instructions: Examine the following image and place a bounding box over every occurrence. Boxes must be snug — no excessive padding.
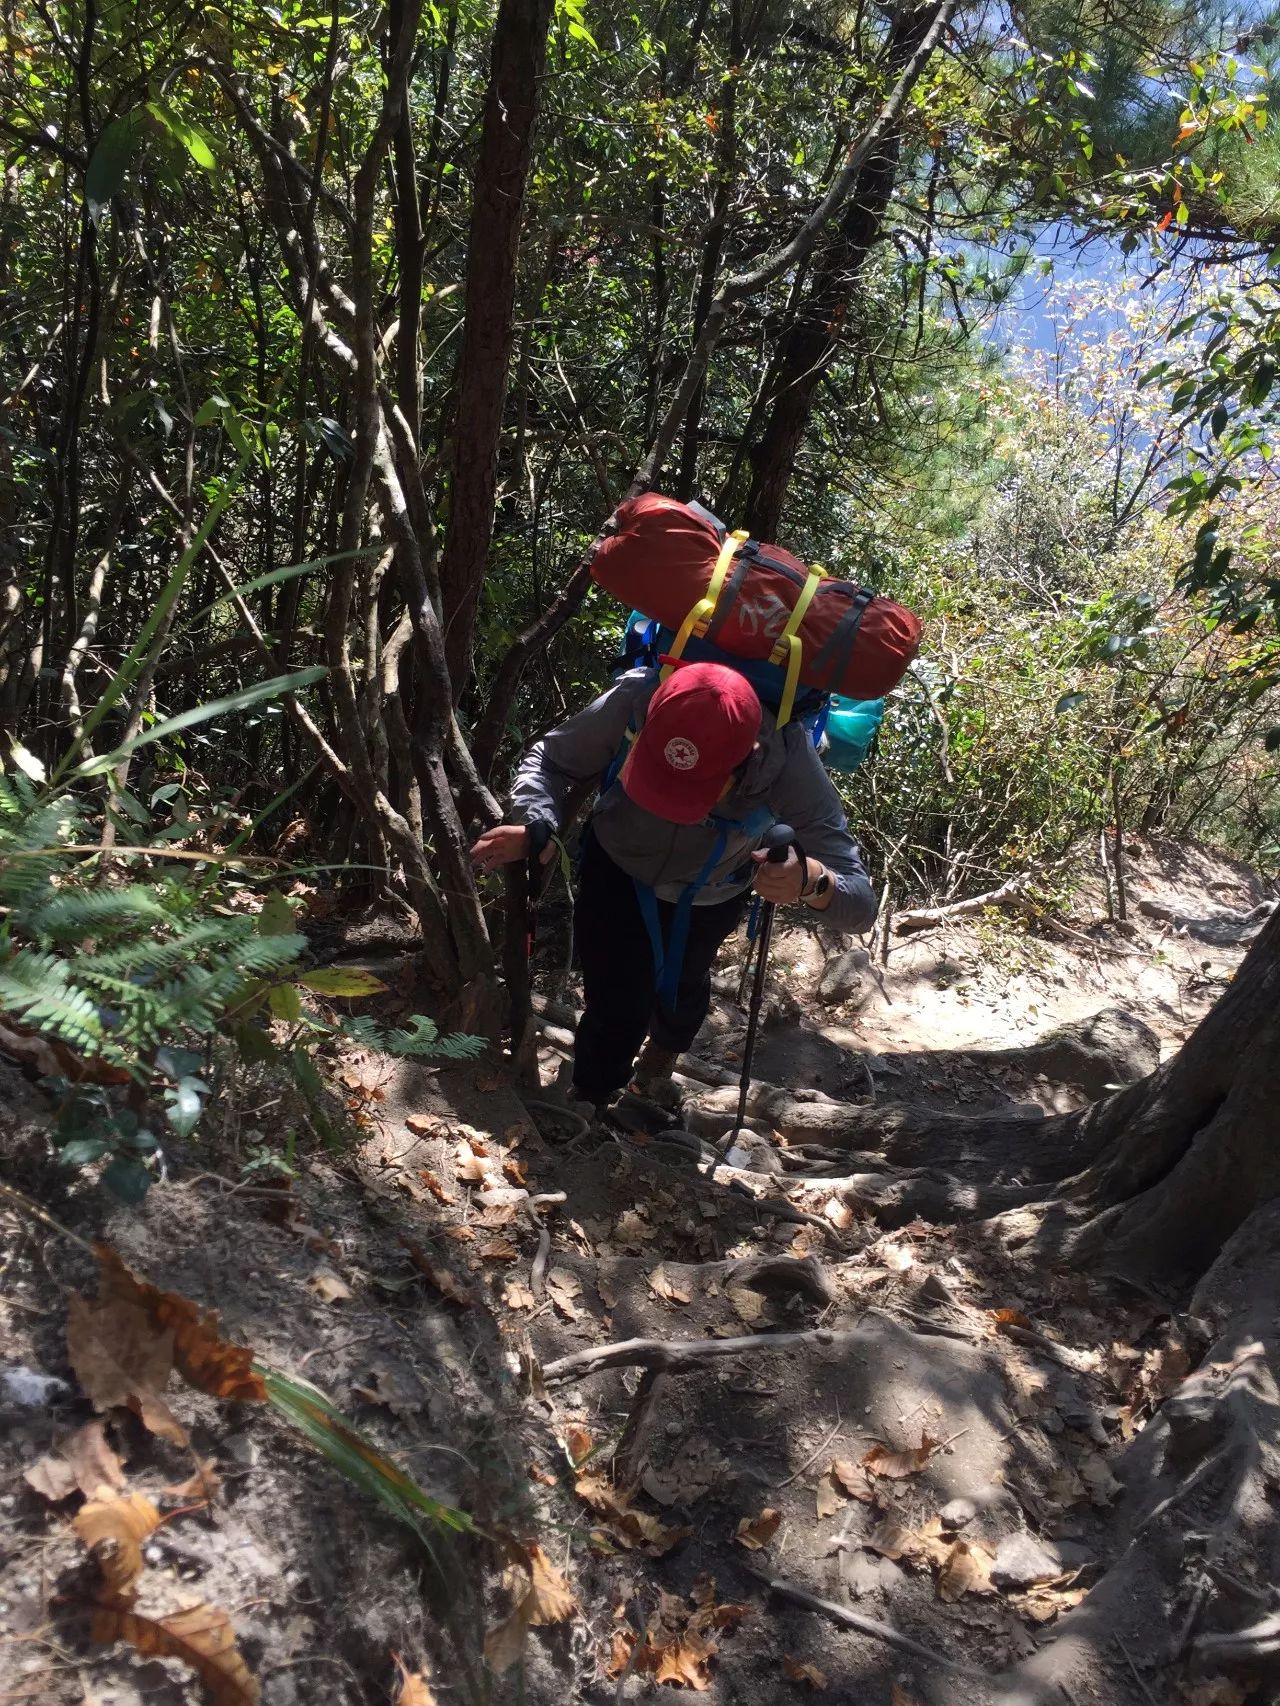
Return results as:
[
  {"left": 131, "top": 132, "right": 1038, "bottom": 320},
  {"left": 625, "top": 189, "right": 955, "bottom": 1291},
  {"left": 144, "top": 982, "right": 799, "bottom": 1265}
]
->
[{"left": 703, "top": 823, "right": 796, "bottom": 1176}]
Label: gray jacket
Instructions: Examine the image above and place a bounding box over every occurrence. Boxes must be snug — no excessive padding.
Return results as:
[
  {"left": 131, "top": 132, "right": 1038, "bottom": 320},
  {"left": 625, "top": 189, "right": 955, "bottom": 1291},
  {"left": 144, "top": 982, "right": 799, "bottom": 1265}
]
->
[{"left": 509, "top": 669, "right": 877, "bottom": 935}]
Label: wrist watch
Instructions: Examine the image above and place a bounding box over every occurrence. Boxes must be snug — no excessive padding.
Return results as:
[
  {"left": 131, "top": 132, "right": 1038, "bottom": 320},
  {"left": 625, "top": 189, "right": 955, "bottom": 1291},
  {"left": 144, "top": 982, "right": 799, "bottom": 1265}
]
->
[{"left": 800, "top": 861, "right": 831, "bottom": 902}]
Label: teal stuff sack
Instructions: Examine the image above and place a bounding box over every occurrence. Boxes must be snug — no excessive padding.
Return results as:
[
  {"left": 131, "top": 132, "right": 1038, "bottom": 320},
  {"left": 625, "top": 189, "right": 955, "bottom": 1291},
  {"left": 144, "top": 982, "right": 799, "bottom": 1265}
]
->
[{"left": 822, "top": 696, "right": 884, "bottom": 773}]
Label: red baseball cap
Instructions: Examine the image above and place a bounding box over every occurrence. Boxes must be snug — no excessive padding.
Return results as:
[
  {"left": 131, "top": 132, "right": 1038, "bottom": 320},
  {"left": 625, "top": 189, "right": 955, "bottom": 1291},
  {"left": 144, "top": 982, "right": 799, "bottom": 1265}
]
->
[{"left": 621, "top": 661, "right": 762, "bottom": 824}]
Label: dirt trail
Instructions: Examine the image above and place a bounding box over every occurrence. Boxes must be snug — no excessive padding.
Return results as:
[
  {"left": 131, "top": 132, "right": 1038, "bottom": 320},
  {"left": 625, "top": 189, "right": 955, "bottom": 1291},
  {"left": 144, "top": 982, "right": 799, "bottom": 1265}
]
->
[{"left": 0, "top": 835, "right": 1275, "bottom": 1706}]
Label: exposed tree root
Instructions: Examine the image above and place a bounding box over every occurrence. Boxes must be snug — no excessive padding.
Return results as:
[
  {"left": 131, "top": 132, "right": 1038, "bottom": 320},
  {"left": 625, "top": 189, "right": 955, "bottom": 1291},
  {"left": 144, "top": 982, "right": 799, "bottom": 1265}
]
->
[{"left": 542, "top": 1325, "right": 872, "bottom": 1384}]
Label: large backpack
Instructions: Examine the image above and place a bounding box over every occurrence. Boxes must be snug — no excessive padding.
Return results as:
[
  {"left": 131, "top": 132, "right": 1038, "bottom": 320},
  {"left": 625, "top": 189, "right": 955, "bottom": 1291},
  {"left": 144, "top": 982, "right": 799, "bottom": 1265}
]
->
[{"left": 592, "top": 493, "right": 920, "bottom": 727}]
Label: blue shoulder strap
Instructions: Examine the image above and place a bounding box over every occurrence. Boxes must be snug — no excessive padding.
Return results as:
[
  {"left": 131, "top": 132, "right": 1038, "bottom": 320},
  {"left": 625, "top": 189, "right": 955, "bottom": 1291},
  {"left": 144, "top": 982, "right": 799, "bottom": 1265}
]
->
[{"left": 633, "top": 824, "right": 730, "bottom": 1010}]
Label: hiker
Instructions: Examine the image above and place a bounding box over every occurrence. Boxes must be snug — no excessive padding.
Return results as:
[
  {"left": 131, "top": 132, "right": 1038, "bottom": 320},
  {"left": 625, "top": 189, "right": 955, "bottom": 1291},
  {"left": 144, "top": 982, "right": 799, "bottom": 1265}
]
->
[{"left": 469, "top": 658, "right": 877, "bottom": 1113}]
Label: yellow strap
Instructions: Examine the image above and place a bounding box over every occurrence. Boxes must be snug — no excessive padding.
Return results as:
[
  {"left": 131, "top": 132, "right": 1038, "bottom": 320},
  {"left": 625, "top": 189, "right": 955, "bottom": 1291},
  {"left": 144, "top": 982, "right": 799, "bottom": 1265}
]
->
[
  {"left": 663, "top": 530, "right": 748, "bottom": 677},
  {"left": 771, "top": 565, "right": 824, "bottom": 728}
]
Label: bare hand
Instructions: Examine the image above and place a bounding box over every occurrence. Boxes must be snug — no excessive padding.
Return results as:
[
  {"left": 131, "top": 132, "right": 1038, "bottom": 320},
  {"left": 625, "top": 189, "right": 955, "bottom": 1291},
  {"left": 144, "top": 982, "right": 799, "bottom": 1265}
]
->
[
  {"left": 751, "top": 844, "right": 805, "bottom": 904},
  {"left": 469, "top": 824, "right": 555, "bottom": 873}
]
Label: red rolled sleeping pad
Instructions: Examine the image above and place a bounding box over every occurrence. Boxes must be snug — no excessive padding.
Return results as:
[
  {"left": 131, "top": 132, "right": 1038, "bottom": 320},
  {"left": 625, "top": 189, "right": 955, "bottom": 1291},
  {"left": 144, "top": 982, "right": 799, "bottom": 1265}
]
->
[{"left": 590, "top": 493, "right": 921, "bottom": 701}]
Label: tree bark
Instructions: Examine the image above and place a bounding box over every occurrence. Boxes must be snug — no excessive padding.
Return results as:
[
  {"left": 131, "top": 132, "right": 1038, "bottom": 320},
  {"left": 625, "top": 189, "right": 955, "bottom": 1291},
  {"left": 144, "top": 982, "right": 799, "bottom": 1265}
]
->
[
  {"left": 437, "top": 0, "right": 555, "bottom": 701},
  {"left": 739, "top": 2, "right": 940, "bottom": 539}
]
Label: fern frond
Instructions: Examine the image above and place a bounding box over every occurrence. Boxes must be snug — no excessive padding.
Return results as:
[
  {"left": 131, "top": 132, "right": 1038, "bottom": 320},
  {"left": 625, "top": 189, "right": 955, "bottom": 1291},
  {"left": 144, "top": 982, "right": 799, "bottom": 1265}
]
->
[
  {"left": 0, "top": 949, "right": 105, "bottom": 1052},
  {"left": 25, "top": 886, "right": 171, "bottom": 944}
]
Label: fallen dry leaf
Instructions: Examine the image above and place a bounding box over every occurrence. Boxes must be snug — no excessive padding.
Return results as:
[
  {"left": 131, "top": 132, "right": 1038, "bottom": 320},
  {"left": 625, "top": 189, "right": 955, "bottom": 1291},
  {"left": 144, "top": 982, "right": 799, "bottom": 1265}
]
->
[
  {"left": 417, "top": 1170, "right": 455, "bottom": 1205},
  {"left": 404, "top": 1112, "right": 439, "bottom": 1135},
  {"left": 830, "top": 1459, "right": 873, "bottom": 1501},
  {"left": 648, "top": 1263, "right": 692, "bottom": 1305},
  {"left": 307, "top": 1270, "right": 352, "bottom": 1303},
  {"left": 444, "top": 1226, "right": 475, "bottom": 1244},
  {"left": 1046, "top": 1461, "right": 1087, "bottom": 1508},
  {"left": 477, "top": 1238, "right": 519, "bottom": 1264},
  {"left": 503, "top": 1279, "right": 536, "bottom": 1310},
  {"left": 1016, "top": 1581, "right": 1089, "bottom": 1624},
  {"left": 890, "top": 1686, "right": 922, "bottom": 1706},
  {"left": 937, "top": 1538, "right": 995, "bottom": 1602},
  {"left": 654, "top": 1631, "right": 715, "bottom": 1690},
  {"left": 876, "top": 1240, "right": 915, "bottom": 1273},
  {"left": 393, "top": 1655, "right": 438, "bottom": 1705},
  {"left": 862, "top": 1433, "right": 940, "bottom": 1479},
  {"left": 783, "top": 1655, "right": 828, "bottom": 1689},
  {"left": 566, "top": 1425, "right": 593, "bottom": 1467},
  {"left": 398, "top": 1239, "right": 474, "bottom": 1307},
  {"left": 597, "top": 1275, "right": 618, "bottom": 1309},
  {"left": 864, "top": 1517, "right": 914, "bottom": 1561},
  {"left": 24, "top": 1420, "right": 125, "bottom": 1503},
  {"left": 990, "top": 1307, "right": 1034, "bottom": 1334},
  {"left": 484, "top": 1541, "right": 577, "bottom": 1672},
  {"left": 726, "top": 1286, "right": 766, "bottom": 1327},
  {"left": 574, "top": 1472, "right": 691, "bottom": 1556},
  {"left": 90, "top": 1599, "right": 260, "bottom": 1704},
  {"left": 547, "top": 1269, "right": 582, "bottom": 1322},
  {"left": 163, "top": 1457, "right": 222, "bottom": 1510},
  {"left": 823, "top": 1196, "right": 854, "bottom": 1231},
  {"left": 613, "top": 1208, "right": 653, "bottom": 1250},
  {"left": 74, "top": 1246, "right": 266, "bottom": 1427},
  {"left": 1180, "top": 1682, "right": 1251, "bottom": 1706},
  {"left": 735, "top": 1507, "right": 781, "bottom": 1550},
  {"left": 67, "top": 1289, "right": 188, "bottom": 1446},
  {"left": 503, "top": 1158, "right": 528, "bottom": 1186},
  {"left": 814, "top": 1472, "right": 843, "bottom": 1520},
  {"left": 75, "top": 1492, "right": 163, "bottom": 1595}
]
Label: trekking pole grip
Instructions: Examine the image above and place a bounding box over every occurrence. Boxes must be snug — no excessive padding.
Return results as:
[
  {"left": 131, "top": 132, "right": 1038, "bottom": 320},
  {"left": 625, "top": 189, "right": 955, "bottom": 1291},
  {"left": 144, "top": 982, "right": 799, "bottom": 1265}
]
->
[{"left": 763, "top": 823, "right": 797, "bottom": 864}]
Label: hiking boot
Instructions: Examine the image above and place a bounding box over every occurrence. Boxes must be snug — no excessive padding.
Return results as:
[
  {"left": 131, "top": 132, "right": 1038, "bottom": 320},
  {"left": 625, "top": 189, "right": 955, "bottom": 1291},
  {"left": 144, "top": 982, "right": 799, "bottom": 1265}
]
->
[{"left": 628, "top": 1042, "right": 683, "bottom": 1112}]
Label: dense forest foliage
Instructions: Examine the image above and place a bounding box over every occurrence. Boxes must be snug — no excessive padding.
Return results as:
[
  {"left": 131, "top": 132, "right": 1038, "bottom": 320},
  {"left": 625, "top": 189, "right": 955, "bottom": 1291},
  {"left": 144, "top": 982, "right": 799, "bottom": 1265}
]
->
[{"left": 1, "top": 0, "right": 1279, "bottom": 1066}]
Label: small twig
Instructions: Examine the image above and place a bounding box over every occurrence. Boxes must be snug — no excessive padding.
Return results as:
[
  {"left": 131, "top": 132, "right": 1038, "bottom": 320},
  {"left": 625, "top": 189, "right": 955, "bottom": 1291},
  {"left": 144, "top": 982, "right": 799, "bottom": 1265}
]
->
[
  {"left": 746, "top": 1567, "right": 992, "bottom": 1677},
  {"left": 1114, "top": 1634, "right": 1159, "bottom": 1706},
  {"left": 529, "top": 1214, "right": 552, "bottom": 1300},
  {"left": 776, "top": 1407, "right": 842, "bottom": 1489},
  {"left": 297, "top": 1332, "right": 377, "bottom": 1371},
  {"left": 543, "top": 1326, "right": 870, "bottom": 1385},
  {"left": 0, "top": 1180, "right": 94, "bottom": 1253}
]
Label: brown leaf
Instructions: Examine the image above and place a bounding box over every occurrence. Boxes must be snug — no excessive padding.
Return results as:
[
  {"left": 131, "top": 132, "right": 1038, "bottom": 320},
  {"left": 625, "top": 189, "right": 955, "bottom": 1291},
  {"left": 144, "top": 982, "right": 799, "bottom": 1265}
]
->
[
  {"left": 890, "top": 1687, "right": 922, "bottom": 1706},
  {"left": 876, "top": 1240, "right": 914, "bottom": 1273},
  {"left": 444, "top": 1225, "right": 475, "bottom": 1243},
  {"left": 417, "top": 1170, "right": 455, "bottom": 1205},
  {"left": 503, "top": 1158, "right": 528, "bottom": 1186},
  {"left": 90, "top": 1599, "right": 260, "bottom": 1704},
  {"left": 726, "top": 1286, "right": 766, "bottom": 1327},
  {"left": 163, "top": 1457, "right": 222, "bottom": 1510},
  {"left": 574, "top": 1473, "right": 691, "bottom": 1556},
  {"left": 597, "top": 1275, "right": 618, "bottom": 1310},
  {"left": 861, "top": 1432, "right": 940, "bottom": 1479},
  {"left": 503, "top": 1279, "right": 536, "bottom": 1310},
  {"left": 67, "top": 1289, "right": 187, "bottom": 1446},
  {"left": 648, "top": 1263, "right": 692, "bottom": 1305},
  {"left": 1077, "top": 1449, "right": 1121, "bottom": 1507},
  {"left": 399, "top": 1239, "right": 474, "bottom": 1307},
  {"left": 484, "top": 1541, "right": 577, "bottom": 1673},
  {"left": 547, "top": 1269, "right": 582, "bottom": 1322},
  {"left": 393, "top": 1656, "right": 438, "bottom": 1706},
  {"left": 830, "top": 1459, "right": 874, "bottom": 1501},
  {"left": 74, "top": 1493, "right": 163, "bottom": 1596},
  {"left": 307, "top": 1269, "right": 352, "bottom": 1303},
  {"left": 566, "top": 1425, "right": 593, "bottom": 1467},
  {"left": 477, "top": 1238, "right": 520, "bottom": 1263},
  {"left": 990, "top": 1307, "right": 1034, "bottom": 1334},
  {"left": 823, "top": 1197, "right": 854, "bottom": 1231},
  {"left": 1046, "top": 1461, "right": 1087, "bottom": 1508},
  {"left": 864, "top": 1517, "right": 914, "bottom": 1561},
  {"left": 85, "top": 1246, "right": 266, "bottom": 1405},
  {"left": 783, "top": 1655, "right": 828, "bottom": 1689},
  {"left": 814, "top": 1472, "right": 843, "bottom": 1520},
  {"left": 734, "top": 1507, "right": 781, "bottom": 1550},
  {"left": 404, "top": 1113, "right": 439, "bottom": 1135},
  {"left": 937, "top": 1539, "right": 995, "bottom": 1602},
  {"left": 24, "top": 1420, "right": 125, "bottom": 1503},
  {"left": 456, "top": 1144, "right": 492, "bottom": 1182},
  {"left": 654, "top": 1631, "right": 715, "bottom": 1691}
]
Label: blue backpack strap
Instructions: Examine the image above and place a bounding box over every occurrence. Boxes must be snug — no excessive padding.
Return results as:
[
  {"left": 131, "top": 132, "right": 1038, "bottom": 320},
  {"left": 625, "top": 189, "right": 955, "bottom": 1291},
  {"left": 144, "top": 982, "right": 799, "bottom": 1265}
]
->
[
  {"left": 811, "top": 694, "right": 832, "bottom": 749},
  {"left": 634, "top": 823, "right": 730, "bottom": 1009}
]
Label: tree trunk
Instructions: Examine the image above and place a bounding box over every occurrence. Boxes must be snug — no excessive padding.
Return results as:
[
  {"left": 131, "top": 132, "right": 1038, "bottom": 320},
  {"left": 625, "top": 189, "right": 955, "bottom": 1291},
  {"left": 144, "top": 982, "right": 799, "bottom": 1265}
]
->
[
  {"left": 737, "top": 3, "right": 938, "bottom": 540},
  {"left": 437, "top": 0, "right": 555, "bottom": 702}
]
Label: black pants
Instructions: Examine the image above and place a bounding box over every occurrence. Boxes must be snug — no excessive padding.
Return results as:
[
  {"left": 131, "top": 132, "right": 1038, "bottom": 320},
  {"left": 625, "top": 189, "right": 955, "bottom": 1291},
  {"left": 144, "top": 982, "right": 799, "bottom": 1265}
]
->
[{"left": 572, "top": 830, "right": 747, "bottom": 1104}]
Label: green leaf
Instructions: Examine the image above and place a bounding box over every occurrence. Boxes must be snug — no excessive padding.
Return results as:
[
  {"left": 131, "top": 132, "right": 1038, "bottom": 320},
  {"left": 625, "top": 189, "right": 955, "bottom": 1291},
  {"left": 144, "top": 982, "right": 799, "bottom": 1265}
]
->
[
  {"left": 85, "top": 110, "right": 146, "bottom": 221},
  {"left": 145, "top": 100, "right": 216, "bottom": 169},
  {"left": 165, "top": 1076, "right": 207, "bottom": 1138},
  {"left": 73, "top": 667, "right": 328, "bottom": 777},
  {"left": 268, "top": 982, "right": 304, "bottom": 1023},
  {"left": 193, "top": 396, "right": 229, "bottom": 427},
  {"left": 60, "top": 1138, "right": 110, "bottom": 1167},
  {"left": 156, "top": 1045, "right": 202, "bottom": 1082},
  {"left": 297, "top": 967, "right": 388, "bottom": 997},
  {"left": 1054, "top": 691, "right": 1087, "bottom": 714},
  {"left": 257, "top": 891, "right": 296, "bottom": 938},
  {"left": 1266, "top": 727, "right": 1280, "bottom": 754},
  {"left": 101, "top": 1156, "right": 152, "bottom": 1204},
  {"left": 9, "top": 742, "right": 46, "bottom": 783},
  {"left": 229, "top": 1019, "right": 278, "bottom": 1065}
]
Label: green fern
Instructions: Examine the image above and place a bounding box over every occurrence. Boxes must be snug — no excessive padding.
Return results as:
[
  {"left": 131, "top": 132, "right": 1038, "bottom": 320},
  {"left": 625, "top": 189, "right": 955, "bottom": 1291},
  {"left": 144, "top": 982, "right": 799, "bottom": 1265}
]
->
[
  {"left": 338, "top": 1012, "right": 486, "bottom": 1060},
  {"left": 0, "top": 949, "right": 105, "bottom": 1052}
]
